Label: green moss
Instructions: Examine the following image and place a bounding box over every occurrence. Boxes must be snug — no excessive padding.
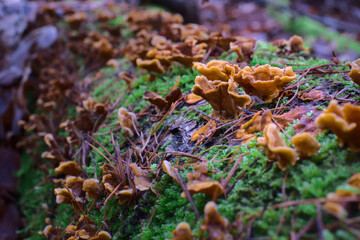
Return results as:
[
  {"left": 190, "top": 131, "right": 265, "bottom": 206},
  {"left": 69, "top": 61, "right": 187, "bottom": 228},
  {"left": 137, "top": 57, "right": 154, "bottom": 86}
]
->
[{"left": 17, "top": 153, "right": 54, "bottom": 240}]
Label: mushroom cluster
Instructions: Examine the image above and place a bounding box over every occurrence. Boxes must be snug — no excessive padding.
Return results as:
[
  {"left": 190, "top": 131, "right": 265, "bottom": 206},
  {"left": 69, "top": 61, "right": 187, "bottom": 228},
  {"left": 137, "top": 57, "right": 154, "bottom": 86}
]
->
[
  {"left": 123, "top": 9, "right": 256, "bottom": 81},
  {"left": 315, "top": 100, "right": 360, "bottom": 152},
  {"left": 258, "top": 123, "right": 320, "bottom": 170}
]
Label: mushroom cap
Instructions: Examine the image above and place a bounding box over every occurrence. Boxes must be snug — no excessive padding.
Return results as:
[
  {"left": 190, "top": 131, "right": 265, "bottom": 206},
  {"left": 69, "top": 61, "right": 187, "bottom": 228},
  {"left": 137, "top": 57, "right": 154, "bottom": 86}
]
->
[
  {"left": 235, "top": 64, "right": 296, "bottom": 103},
  {"left": 82, "top": 178, "right": 104, "bottom": 200},
  {"left": 288, "top": 35, "right": 308, "bottom": 53},
  {"left": 229, "top": 37, "right": 256, "bottom": 62},
  {"left": 315, "top": 100, "right": 360, "bottom": 152},
  {"left": 89, "top": 231, "right": 112, "bottom": 240},
  {"left": 348, "top": 173, "right": 360, "bottom": 189},
  {"left": 55, "top": 161, "right": 83, "bottom": 176},
  {"left": 201, "top": 201, "right": 232, "bottom": 240},
  {"left": 129, "top": 163, "right": 152, "bottom": 191},
  {"left": 185, "top": 93, "right": 203, "bottom": 105},
  {"left": 291, "top": 132, "right": 321, "bottom": 158},
  {"left": 193, "top": 60, "right": 239, "bottom": 81},
  {"left": 162, "top": 160, "right": 180, "bottom": 184},
  {"left": 323, "top": 202, "right": 346, "bottom": 218},
  {"left": 192, "top": 76, "right": 251, "bottom": 118},
  {"left": 185, "top": 180, "right": 224, "bottom": 198},
  {"left": 117, "top": 107, "right": 137, "bottom": 137},
  {"left": 172, "top": 222, "right": 193, "bottom": 240},
  {"left": 258, "top": 123, "right": 298, "bottom": 170},
  {"left": 143, "top": 91, "right": 168, "bottom": 112},
  {"left": 136, "top": 58, "right": 165, "bottom": 74},
  {"left": 117, "top": 186, "right": 134, "bottom": 205},
  {"left": 347, "top": 58, "right": 360, "bottom": 86},
  {"left": 191, "top": 119, "right": 217, "bottom": 143}
]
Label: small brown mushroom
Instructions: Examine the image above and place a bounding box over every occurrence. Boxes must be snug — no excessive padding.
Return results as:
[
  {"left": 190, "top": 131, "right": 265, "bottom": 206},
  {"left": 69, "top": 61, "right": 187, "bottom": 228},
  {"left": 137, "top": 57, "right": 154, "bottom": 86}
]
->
[
  {"left": 229, "top": 37, "right": 256, "bottom": 62},
  {"left": 143, "top": 87, "right": 183, "bottom": 115},
  {"left": 236, "top": 110, "right": 272, "bottom": 139},
  {"left": 82, "top": 178, "right": 104, "bottom": 200},
  {"left": 347, "top": 58, "right": 360, "bottom": 86},
  {"left": 129, "top": 163, "right": 152, "bottom": 191},
  {"left": 117, "top": 186, "right": 134, "bottom": 205},
  {"left": 201, "top": 201, "right": 232, "bottom": 240},
  {"left": 55, "top": 161, "right": 83, "bottom": 176},
  {"left": 171, "top": 222, "right": 193, "bottom": 240},
  {"left": 291, "top": 132, "right": 321, "bottom": 158},
  {"left": 162, "top": 160, "right": 180, "bottom": 184},
  {"left": 117, "top": 107, "right": 138, "bottom": 137},
  {"left": 288, "top": 35, "right": 308, "bottom": 53},
  {"left": 182, "top": 162, "right": 223, "bottom": 199},
  {"left": 39, "top": 225, "right": 62, "bottom": 240},
  {"left": 136, "top": 58, "right": 165, "bottom": 74},
  {"left": 89, "top": 231, "right": 112, "bottom": 240},
  {"left": 258, "top": 123, "right": 298, "bottom": 170}
]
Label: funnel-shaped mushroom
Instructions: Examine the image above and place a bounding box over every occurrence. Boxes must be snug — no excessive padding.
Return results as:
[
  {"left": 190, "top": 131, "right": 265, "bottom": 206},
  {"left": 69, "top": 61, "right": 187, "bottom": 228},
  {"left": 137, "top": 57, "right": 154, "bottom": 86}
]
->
[
  {"left": 315, "top": 100, "right": 360, "bottom": 152},
  {"left": 192, "top": 76, "right": 251, "bottom": 118},
  {"left": 235, "top": 64, "right": 296, "bottom": 103},
  {"left": 258, "top": 123, "right": 298, "bottom": 170}
]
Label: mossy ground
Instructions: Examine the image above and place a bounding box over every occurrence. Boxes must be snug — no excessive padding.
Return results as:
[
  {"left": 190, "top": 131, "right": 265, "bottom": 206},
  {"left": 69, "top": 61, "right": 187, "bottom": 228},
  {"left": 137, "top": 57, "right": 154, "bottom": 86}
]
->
[{"left": 17, "top": 8, "right": 360, "bottom": 240}]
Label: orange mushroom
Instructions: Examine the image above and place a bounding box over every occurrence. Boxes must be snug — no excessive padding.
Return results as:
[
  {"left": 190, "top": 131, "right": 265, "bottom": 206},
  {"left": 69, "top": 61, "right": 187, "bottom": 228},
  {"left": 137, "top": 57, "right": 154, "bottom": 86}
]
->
[
  {"left": 315, "top": 100, "right": 360, "bottom": 152},
  {"left": 257, "top": 123, "right": 298, "bottom": 170},
  {"left": 291, "top": 132, "right": 321, "bottom": 158},
  {"left": 192, "top": 76, "right": 251, "bottom": 118},
  {"left": 193, "top": 60, "right": 239, "bottom": 82},
  {"left": 347, "top": 58, "right": 360, "bottom": 86},
  {"left": 235, "top": 64, "right": 296, "bottom": 103}
]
